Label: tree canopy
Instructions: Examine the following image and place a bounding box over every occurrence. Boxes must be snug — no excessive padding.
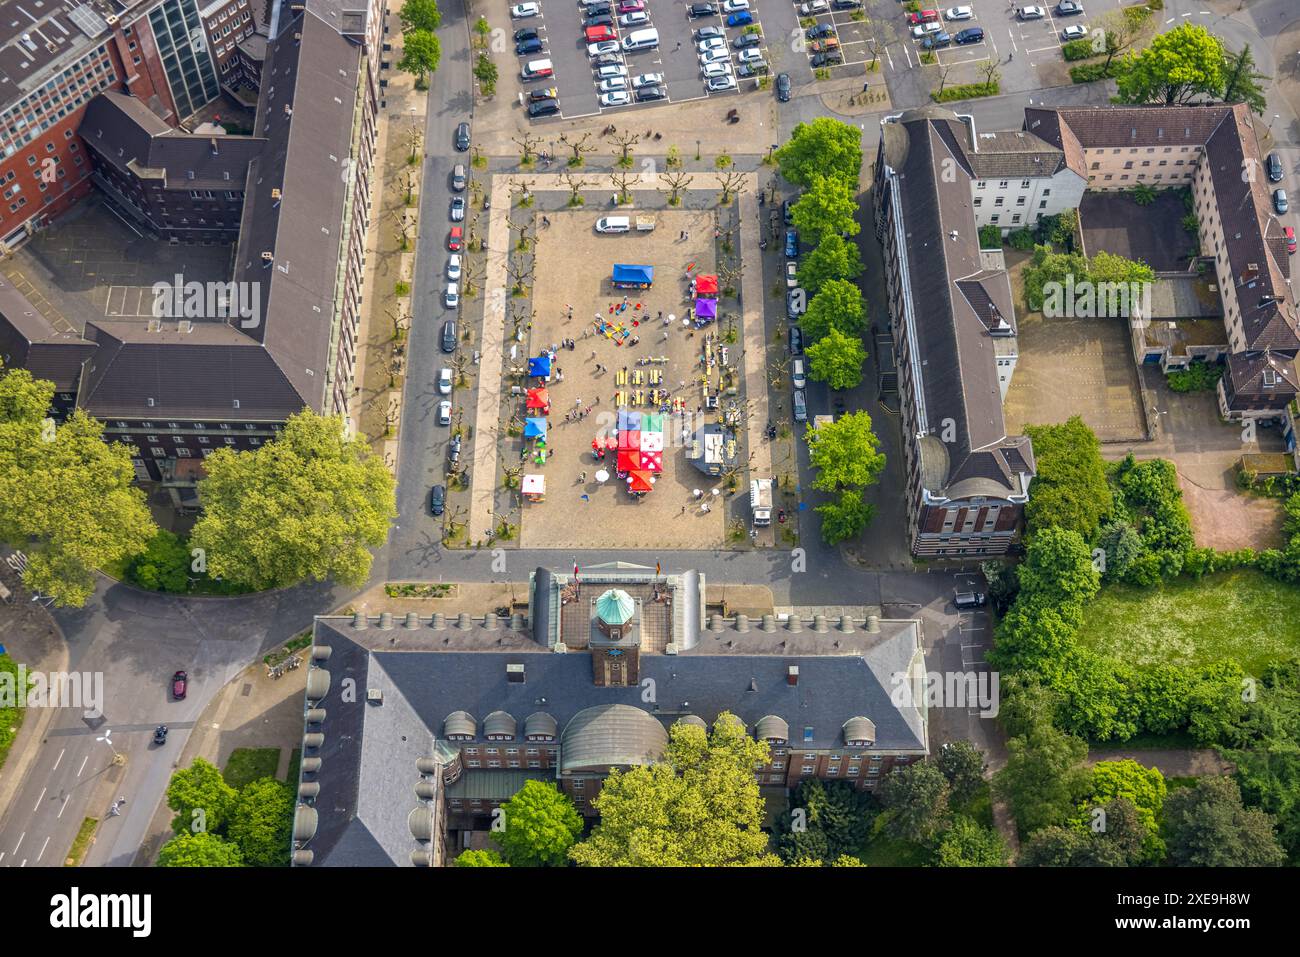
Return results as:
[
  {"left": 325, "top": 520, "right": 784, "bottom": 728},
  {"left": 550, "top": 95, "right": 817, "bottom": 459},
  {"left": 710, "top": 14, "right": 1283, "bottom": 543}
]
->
[
  {"left": 455, "top": 849, "right": 508, "bottom": 866},
  {"left": 227, "top": 777, "right": 295, "bottom": 867},
  {"left": 157, "top": 831, "right": 244, "bottom": 867},
  {"left": 398, "top": 0, "right": 441, "bottom": 33},
  {"left": 189, "top": 410, "right": 396, "bottom": 590},
  {"left": 790, "top": 173, "right": 860, "bottom": 246},
  {"left": 880, "top": 763, "right": 951, "bottom": 845},
  {"left": 1116, "top": 24, "right": 1224, "bottom": 106},
  {"left": 775, "top": 117, "right": 863, "bottom": 189},
  {"left": 806, "top": 410, "right": 885, "bottom": 493},
  {"left": 1024, "top": 416, "right": 1113, "bottom": 540},
  {"left": 0, "top": 365, "right": 154, "bottom": 606},
  {"left": 816, "top": 490, "right": 875, "bottom": 546},
  {"left": 805, "top": 326, "right": 866, "bottom": 391},
  {"left": 796, "top": 232, "right": 863, "bottom": 297},
  {"left": 496, "top": 779, "right": 583, "bottom": 867},
  {"left": 1164, "top": 776, "right": 1285, "bottom": 867},
  {"left": 398, "top": 29, "right": 442, "bottom": 84},
  {"left": 801, "top": 278, "right": 866, "bottom": 343},
  {"left": 935, "top": 816, "right": 1010, "bottom": 867},
  {"left": 166, "top": 758, "right": 237, "bottom": 835},
  {"left": 994, "top": 716, "right": 1091, "bottom": 837}
]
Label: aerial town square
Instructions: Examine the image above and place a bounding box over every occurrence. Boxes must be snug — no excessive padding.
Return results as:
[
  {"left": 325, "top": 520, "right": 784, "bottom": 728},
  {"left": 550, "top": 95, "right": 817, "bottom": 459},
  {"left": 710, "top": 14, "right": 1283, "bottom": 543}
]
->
[{"left": 0, "top": 0, "right": 1298, "bottom": 923}]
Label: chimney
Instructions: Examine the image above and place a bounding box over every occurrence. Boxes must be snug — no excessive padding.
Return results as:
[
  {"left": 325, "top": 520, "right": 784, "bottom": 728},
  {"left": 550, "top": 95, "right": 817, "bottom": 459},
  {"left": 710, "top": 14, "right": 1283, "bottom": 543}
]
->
[
  {"left": 787, "top": 665, "right": 799, "bottom": 686},
  {"left": 748, "top": 678, "right": 758, "bottom": 692},
  {"left": 1242, "top": 262, "right": 1260, "bottom": 284},
  {"left": 507, "top": 663, "right": 525, "bottom": 684},
  {"left": 209, "top": 137, "right": 218, "bottom": 156}
]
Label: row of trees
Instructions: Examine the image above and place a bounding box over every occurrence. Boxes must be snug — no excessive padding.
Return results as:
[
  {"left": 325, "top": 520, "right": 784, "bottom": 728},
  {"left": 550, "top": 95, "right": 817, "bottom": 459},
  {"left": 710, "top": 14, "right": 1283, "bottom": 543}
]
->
[
  {"left": 158, "top": 759, "right": 296, "bottom": 866},
  {"left": 0, "top": 363, "right": 396, "bottom": 606},
  {"left": 396, "top": 0, "right": 442, "bottom": 89}
]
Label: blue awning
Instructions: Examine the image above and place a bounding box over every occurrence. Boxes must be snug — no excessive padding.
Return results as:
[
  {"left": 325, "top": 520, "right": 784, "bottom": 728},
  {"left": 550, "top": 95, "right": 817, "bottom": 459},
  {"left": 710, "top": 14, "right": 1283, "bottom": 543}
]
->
[
  {"left": 528, "top": 355, "right": 552, "bottom": 377},
  {"left": 524, "top": 417, "right": 548, "bottom": 438},
  {"left": 612, "top": 263, "right": 654, "bottom": 287}
]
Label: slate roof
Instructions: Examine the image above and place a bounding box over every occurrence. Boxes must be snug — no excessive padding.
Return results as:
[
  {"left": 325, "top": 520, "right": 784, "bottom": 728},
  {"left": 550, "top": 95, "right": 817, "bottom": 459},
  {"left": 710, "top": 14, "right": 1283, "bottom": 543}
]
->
[{"left": 0, "top": 277, "right": 95, "bottom": 390}]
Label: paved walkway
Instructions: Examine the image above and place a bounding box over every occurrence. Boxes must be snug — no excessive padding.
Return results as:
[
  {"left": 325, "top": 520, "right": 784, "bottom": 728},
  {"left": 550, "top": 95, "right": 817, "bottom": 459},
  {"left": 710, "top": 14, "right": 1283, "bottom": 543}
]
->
[
  {"left": 1087, "top": 748, "right": 1235, "bottom": 778},
  {"left": 736, "top": 176, "right": 774, "bottom": 547}
]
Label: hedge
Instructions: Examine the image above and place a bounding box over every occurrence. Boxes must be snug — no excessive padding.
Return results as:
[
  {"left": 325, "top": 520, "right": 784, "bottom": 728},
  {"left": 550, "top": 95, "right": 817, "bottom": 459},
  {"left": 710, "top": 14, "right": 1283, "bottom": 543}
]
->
[
  {"left": 1061, "top": 38, "right": 1096, "bottom": 61},
  {"left": 931, "top": 81, "right": 999, "bottom": 103},
  {"left": 1070, "top": 63, "right": 1115, "bottom": 84}
]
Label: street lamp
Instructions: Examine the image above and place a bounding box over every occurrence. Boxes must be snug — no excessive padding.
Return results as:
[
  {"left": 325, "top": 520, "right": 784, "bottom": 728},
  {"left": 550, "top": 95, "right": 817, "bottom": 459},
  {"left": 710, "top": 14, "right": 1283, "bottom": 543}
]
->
[
  {"left": 768, "top": 143, "right": 778, "bottom": 162},
  {"left": 96, "top": 728, "right": 121, "bottom": 761}
]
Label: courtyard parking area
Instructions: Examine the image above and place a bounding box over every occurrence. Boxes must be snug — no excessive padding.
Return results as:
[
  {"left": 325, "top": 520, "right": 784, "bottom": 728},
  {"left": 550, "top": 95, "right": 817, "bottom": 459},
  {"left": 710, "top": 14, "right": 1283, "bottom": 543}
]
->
[
  {"left": 1079, "top": 189, "right": 1195, "bottom": 273},
  {"left": 513, "top": 206, "right": 742, "bottom": 549}
]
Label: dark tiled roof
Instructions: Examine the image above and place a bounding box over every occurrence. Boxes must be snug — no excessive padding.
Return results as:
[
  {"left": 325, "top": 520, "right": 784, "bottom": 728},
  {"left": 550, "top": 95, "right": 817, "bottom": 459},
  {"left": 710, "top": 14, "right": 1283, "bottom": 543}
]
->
[
  {"left": 0, "top": 277, "right": 95, "bottom": 389},
  {"left": 1223, "top": 350, "right": 1300, "bottom": 406}
]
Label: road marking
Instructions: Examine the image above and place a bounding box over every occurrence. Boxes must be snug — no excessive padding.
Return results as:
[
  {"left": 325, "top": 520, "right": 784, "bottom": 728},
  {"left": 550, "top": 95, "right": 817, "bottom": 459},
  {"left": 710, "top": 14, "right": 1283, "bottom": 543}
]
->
[
  {"left": 57, "top": 795, "right": 70, "bottom": 819},
  {"left": 36, "top": 836, "right": 49, "bottom": 863},
  {"left": 76, "top": 755, "right": 87, "bottom": 777},
  {"left": 52, "top": 748, "right": 64, "bottom": 772},
  {"left": 33, "top": 788, "right": 45, "bottom": 814},
  {"left": 12, "top": 832, "right": 24, "bottom": 854}
]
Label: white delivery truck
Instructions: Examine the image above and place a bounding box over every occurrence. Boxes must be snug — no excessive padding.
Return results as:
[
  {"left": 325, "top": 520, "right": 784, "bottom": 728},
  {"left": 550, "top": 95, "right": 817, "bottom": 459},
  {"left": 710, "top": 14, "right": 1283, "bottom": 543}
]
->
[{"left": 750, "top": 477, "right": 774, "bottom": 526}]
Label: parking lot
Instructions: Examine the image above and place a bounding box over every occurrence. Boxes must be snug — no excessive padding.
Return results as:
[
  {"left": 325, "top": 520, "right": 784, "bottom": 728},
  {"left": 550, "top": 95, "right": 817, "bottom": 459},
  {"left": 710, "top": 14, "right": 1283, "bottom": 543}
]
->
[
  {"left": 793, "top": 0, "right": 879, "bottom": 74},
  {"left": 510, "top": 0, "right": 778, "bottom": 121}
]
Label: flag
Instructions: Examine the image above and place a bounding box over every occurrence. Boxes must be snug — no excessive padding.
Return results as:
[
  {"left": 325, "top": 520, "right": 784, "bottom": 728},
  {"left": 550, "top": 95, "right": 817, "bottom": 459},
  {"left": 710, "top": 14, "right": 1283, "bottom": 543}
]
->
[
  {"left": 573, "top": 561, "right": 580, "bottom": 580},
  {"left": 655, "top": 561, "right": 661, "bottom": 576}
]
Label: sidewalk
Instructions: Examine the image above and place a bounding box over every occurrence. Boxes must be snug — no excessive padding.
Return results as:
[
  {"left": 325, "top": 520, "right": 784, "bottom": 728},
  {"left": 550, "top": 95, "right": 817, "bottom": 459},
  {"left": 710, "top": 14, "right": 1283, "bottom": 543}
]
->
[{"left": 736, "top": 176, "right": 776, "bottom": 548}]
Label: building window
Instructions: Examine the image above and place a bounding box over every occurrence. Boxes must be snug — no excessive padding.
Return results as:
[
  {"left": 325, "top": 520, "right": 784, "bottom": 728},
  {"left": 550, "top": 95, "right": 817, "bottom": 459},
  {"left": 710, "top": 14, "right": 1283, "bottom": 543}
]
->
[
  {"left": 801, "top": 765, "right": 815, "bottom": 775},
  {"left": 466, "top": 760, "right": 480, "bottom": 768}
]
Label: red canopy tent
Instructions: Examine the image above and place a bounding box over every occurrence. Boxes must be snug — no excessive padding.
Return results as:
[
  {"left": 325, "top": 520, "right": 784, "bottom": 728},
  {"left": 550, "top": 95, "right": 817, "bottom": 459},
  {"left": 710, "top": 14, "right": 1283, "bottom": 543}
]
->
[
  {"left": 616, "top": 449, "right": 641, "bottom": 472},
  {"left": 627, "top": 470, "right": 654, "bottom": 492},
  {"left": 641, "top": 450, "right": 662, "bottom": 472},
  {"left": 525, "top": 387, "right": 551, "bottom": 412},
  {"left": 695, "top": 274, "right": 718, "bottom": 297}
]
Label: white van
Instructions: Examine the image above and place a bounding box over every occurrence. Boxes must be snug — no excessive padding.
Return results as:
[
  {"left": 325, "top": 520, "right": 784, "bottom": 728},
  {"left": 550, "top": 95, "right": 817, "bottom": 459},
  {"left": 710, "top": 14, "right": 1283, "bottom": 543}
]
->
[
  {"left": 596, "top": 216, "right": 631, "bottom": 233},
  {"left": 520, "top": 58, "right": 554, "bottom": 80},
  {"left": 622, "top": 27, "right": 659, "bottom": 51}
]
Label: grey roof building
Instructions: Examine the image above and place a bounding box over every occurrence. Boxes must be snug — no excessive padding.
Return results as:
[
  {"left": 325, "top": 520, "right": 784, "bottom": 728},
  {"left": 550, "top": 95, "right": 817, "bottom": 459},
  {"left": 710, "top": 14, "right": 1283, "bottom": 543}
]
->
[{"left": 290, "top": 564, "right": 929, "bottom": 867}]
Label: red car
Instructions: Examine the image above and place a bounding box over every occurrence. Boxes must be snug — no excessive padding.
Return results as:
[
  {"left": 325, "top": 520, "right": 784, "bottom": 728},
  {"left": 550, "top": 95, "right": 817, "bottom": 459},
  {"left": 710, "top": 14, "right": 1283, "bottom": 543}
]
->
[
  {"left": 584, "top": 24, "right": 616, "bottom": 42},
  {"left": 448, "top": 226, "right": 463, "bottom": 251},
  {"left": 617, "top": 0, "right": 644, "bottom": 11},
  {"left": 1286, "top": 226, "right": 1297, "bottom": 255},
  {"left": 171, "top": 670, "right": 188, "bottom": 700},
  {"left": 907, "top": 9, "right": 939, "bottom": 23}
]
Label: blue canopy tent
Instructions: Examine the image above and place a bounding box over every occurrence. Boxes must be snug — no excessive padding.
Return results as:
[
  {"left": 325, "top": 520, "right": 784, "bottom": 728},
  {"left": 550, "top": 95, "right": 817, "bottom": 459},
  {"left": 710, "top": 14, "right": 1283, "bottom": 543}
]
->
[
  {"left": 524, "top": 417, "right": 548, "bottom": 439},
  {"left": 528, "top": 355, "right": 552, "bottom": 377},
  {"left": 611, "top": 263, "right": 654, "bottom": 289}
]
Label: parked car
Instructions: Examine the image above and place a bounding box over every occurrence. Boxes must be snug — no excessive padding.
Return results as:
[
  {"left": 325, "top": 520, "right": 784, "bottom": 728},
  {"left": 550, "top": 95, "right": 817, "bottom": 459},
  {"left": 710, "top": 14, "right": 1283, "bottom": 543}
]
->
[
  {"left": 172, "top": 671, "right": 188, "bottom": 700},
  {"left": 806, "top": 24, "right": 836, "bottom": 40},
  {"left": 700, "top": 46, "right": 730, "bottom": 64},
  {"left": 831, "top": 0, "right": 862, "bottom": 8},
  {"left": 600, "top": 90, "right": 632, "bottom": 106},
  {"left": 528, "top": 86, "right": 559, "bottom": 102},
  {"left": 516, "top": 36, "right": 544, "bottom": 54},
  {"left": 596, "top": 63, "right": 629, "bottom": 78},
  {"left": 449, "top": 433, "right": 462, "bottom": 466},
  {"left": 810, "top": 36, "right": 840, "bottom": 52},
  {"left": 1055, "top": 0, "right": 1083, "bottom": 13},
  {"left": 444, "top": 281, "right": 459, "bottom": 308},
  {"left": 737, "top": 47, "right": 764, "bottom": 64},
  {"left": 785, "top": 228, "right": 799, "bottom": 258},
  {"left": 786, "top": 287, "right": 806, "bottom": 319},
  {"left": 799, "top": 0, "right": 828, "bottom": 13},
  {"left": 588, "top": 39, "right": 621, "bottom": 55},
  {"left": 447, "top": 226, "right": 463, "bottom": 251},
  {"left": 450, "top": 196, "right": 465, "bottom": 221},
  {"left": 954, "top": 591, "right": 987, "bottom": 609},
  {"left": 688, "top": 2, "right": 717, "bottom": 16},
  {"left": 451, "top": 163, "right": 466, "bottom": 191},
  {"left": 619, "top": 11, "right": 649, "bottom": 26},
  {"left": 792, "top": 388, "right": 808, "bottom": 423},
  {"left": 698, "top": 35, "right": 727, "bottom": 52},
  {"left": 441, "top": 319, "right": 458, "bottom": 352},
  {"left": 527, "top": 97, "right": 560, "bottom": 118},
  {"left": 788, "top": 325, "right": 804, "bottom": 356},
  {"left": 437, "top": 400, "right": 452, "bottom": 426},
  {"left": 722, "top": 0, "right": 749, "bottom": 10},
  {"left": 707, "top": 74, "right": 737, "bottom": 91},
  {"left": 702, "top": 61, "right": 733, "bottom": 78},
  {"left": 906, "top": 9, "right": 940, "bottom": 25},
  {"left": 922, "top": 32, "right": 951, "bottom": 49},
  {"left": 514, "top": 26, "right": 540, "bottom": 42},
  {"left": 599, "top": 76, "right": 628, "bottom": 92},
  {"left": 954, "top": 26, "right": 983, "bottom": 43},
  {"left": 810, "top": 50, "right": 842, "bottom": 66},
  {"left": 429, "top": 484, "right": 446, "bottom": 516},
  {"left": 791, "top": 357, "right": 807, "bottom": 391},
  {"left": 786, "top": 260, "right": 799, "bottom": 288},
  {"left": 635, "top": 84, "right": 667, "bottom": 101},
  {"left": 584, "top": 0, "right": 612, "bottom": 13},
  {"left": 1018, "top": 4, "right": 1045, "bottom": 18},
  {"left": 446, "top": 254, "right": 461, "bottom": 281},
  {"left": 734, "top": 32, "right": 763, "bottom": 49},
  {"left": 511, "top": 2, "right": 540, "bottom": 18},
  {"left": 726, "top": 10, "right": 753, "bottom": 26},
  {"left": 1285, "top": 226, "right": 1297, "bottom": 255},
  {"left": 438, "top": 367, "right": 453, "bottom": 395},
  {"left": 1267, "top": 152, "right": 1284, "bottom": 182},
  {"left": 776, "top": 72, "right": 791, "bottom": 101},
  {"left": 696, "top": 26, "right": 725, "bottom": 41},
  {"left": 1060, "top": 24, "right": 1087, "bottom": 41},
  {"left": 633, "top": 72, "right": 664, "bottom": 88},
  {"left": 945, "top": 5, "right": 973, "bottom": 20},
  {"left": 912, "top": 21, "right": 943, "bottom": 38},
  {"left": 454, "top": 122, "right": 470, "bottom": 151},
  {"left": 593, "top": 51, "right": 625, "bottom": 67},
  {"left": 1275, "top": 188, "right": 1290, "bottom": 214},
  {"left": 783, "top": 199, "right": 794, "bottom": 225},
  {"left": 586, "top": 20, "right": 616, "bottom": 36},
  {"left": 617, "top": 0, "right": 645, "bottom": 11}
]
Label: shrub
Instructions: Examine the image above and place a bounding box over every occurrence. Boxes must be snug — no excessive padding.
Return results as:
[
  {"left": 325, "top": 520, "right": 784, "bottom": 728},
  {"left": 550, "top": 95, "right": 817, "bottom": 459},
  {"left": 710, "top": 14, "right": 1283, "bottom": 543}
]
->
[
  {"left": 931, "top": 81, "right": 999, "bottom": 103},
  {"left": 1062, "top": 38, "right": 1096, "bottom": 61},
  {"left": 1070, "top": 63, "right": 1115, "bottom": 84},
  {"left": 1167, "top": 363, "right": 1222, "bottom": 392},
  {"left": 1131, "top": 183, "right": 1157, "bottom": 206},
  {"left": 1007, "top": 228, "right": 1036, "bottom": 251},
  {"left": 978, "top": 224, "right": 1002, "bottom": 249}
]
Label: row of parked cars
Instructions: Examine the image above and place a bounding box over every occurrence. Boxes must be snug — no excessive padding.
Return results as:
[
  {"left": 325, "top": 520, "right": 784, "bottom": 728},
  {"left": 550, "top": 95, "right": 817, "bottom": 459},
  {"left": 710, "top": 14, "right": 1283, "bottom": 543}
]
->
[
  {"left": 907, "top": 6, "right": 983, "bottom": 49},
  {"left": 1016, "top": 3, "right": 1089, "bottom": 42},
  {"left": 794, "top": 0, "right": 861, "bottom": 67}
]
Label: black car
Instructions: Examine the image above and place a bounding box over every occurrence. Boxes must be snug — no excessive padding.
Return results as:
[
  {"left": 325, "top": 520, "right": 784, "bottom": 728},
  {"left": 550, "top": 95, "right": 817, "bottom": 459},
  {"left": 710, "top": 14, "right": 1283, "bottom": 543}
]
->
[
  {"left": 953, "top": 26, "right": 983, "bottom": 43},
  {"left": 810, "top": 50, "right": 842, "bottom": 67},
  {"left": 593, "top": 52, "right": 624, "bottom": 67},
  {"left": 922, "top": 32, "right": 951, "bottom": 49},
  {"left": 513, "top": 27, "right": 539, "bottom": 42},
  {"left": 688, "top": 2, "right": 717, "bottom": 17},
  {"left": 441, "top": 319, "right": 458, "bottom": 352},
  {"left": 830, "top": 0, "right": 861, "bottom": 7},
  {"left": 736, "top": 62, "right": 769, "bottom": 77},
  {"left": 516, "top": 37, "right": 543, "bottom": 54},
  {"left": 806, "top": 24, "right": 835, "bottom": 40},
  {"left": 449, "top": 434, "right": 462, "bottom": 466},
  {"left": 429, "top": 484, "right": 446, "bottom": 516},
  {"left": 1267, "top": 152, "right": 1284, "bottom": 183},
  {"left": 153, "top": 725, "right": 169, "bottom": 745},
  {"left": 585, "top": 13, "right": 614, "bottom": 26},
  {"left": 1055, "top": 0, "right": 1083, "bottom": 13},
  {"left": 733, "top": 32, "right": 763, "bottom": 49},
  {"left": 454, "top": 122, "right": 470, "bottom": 151},
  {"left": 695, "top": 26, "right": 724, "bottom": 40},
  {"left": 635, "top": 85, "right": 667, "bottom": 102},
  {"left": 528, "top": 97, "right": 560, "bottom": 117},
  {"left": 783, "top": 198, "right": 794, "bottom": 226},
  {"left": 788, "top": 325, "right": 804, "bottom": 356},
  {"left": 775, "top": 72, "right": 791, "bottom": 102},
  {"left": 585, "top": 1, "right": 612, "bottom": 13}
]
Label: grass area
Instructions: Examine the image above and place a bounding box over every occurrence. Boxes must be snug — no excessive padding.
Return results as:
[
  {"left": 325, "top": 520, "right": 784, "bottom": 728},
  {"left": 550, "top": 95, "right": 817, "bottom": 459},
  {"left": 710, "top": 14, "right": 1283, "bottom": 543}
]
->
[
  {"left": 64, "top": 817, "right": 98, "bottom": 866},
  {"left": 223, "top": 747, "right": 281, "bottom": 790},
  {"left": 856, "top": 811, "right": 932, "bottom": 866},
  {"left": 286, "top": 748, "right": 302, "bottom": 790},
  {"left": 0, "top": 654, "right": 27, "bottom": 773},
  {"left": 953, "top": 782, "right": 994, "bottom": 829},
  {"left": 1077, "top": 570, "right": 1300, "bottom": 674}
]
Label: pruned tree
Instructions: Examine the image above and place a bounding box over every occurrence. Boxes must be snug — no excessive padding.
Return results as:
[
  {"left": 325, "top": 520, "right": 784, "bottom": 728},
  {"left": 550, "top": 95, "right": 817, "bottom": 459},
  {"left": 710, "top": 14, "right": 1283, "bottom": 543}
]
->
[
  {"left": 715, "top": 170, "right": 745, "bottom": 205},
  {"left": 978, "top": 58, "right": 1000, "bottom": 91},
  {"left": 403, "top": 120, "right": 424, "bottom": 164},
  {"left": 609, "top": 130, "right": 640, "bottom": 168},
  {"left": 462, "top": 257, "right": 486, "bottom": 297},
  {"left": 609, "top": 170, "right": 636, "bottom": 205},
  {"left": 512, "top": 130, "right": 543, "bottom": 166},
  {"left": 560, "top": 171, "right": 591, "bottom": 206},
  {"left": 385, "top": 304, "right": 412, "bottom": 341},
  {"left": 559, "top": 131, "right": 597, "bottom": 167},
  {"left": 659, "top": 170, "right": 693, "bottom": 206}
]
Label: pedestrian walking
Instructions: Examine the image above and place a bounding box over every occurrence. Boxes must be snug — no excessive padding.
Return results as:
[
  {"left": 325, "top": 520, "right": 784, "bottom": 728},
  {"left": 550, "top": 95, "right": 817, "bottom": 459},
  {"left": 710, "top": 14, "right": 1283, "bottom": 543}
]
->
[
  {"left": 581, "top": 471, "right": 587, "bottom": 482},
  {"left": 681, "top": 505, "right": 687, "bottom": 514}
]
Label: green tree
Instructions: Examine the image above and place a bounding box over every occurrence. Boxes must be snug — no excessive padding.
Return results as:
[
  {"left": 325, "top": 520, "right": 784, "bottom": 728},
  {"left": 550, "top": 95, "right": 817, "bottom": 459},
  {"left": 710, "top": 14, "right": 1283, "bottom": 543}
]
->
[
  {"left": 1220, "top": 45, "right": 1268, "bottom": 115},
  {"left": 398, "top": 0, "right": 441, "bottom": 33},
  {"left": 1163, "top": 776, "right": 1285, "bottom": 867},
  {"left": 1115, "top": 24, "right": 1224, "bottom": 106},
  {"left": 935, "top": 816, "right": 1010, "bottom": 867},
  {"left": 776, "top": 117, "right": 863, "bottom": 189},
  {"left": 1018, "top": 801, "right": 1147, "bottom": 866},
  {"left": 806, "top": 410, "right": 885, "bottom": 493},
  {"left": 473, "top": 53, "right": 498, "bottom": 96},
  {"left": 1023, "top": 416, "right": 1112, "bottom": 540},
  {"left": 166, "top": 758, "right": 237, "bottom": 835},
  {"left": 994, "top": 720, "right": 1091, "bottom": 837},
  {"left": 189, "top": 410, "right": 396, "bottom": 591},
  {"left": 796, "top": 233, "right": 863, "bottom": 296},
  {"left": 569, "top": 713, "right": 778, "bottom": 866},
  {"left": 455, "top": 849, "right": 508, "bottom": 866},
  {"left": 0, "top": 366, "right": 155, "bottom": 606},
  {"left": 790, "top": 173, "right": 860, "bottom": 245},
  {"left": 1016, "top": 526, "right": 1100, "bottom": 611},
  {"left": 398, "top": 29, "right": 442, "bottom": 86},
  {"left": 806, "top": 327, "right": 867, "bottom": 391},
  {"left": 156, "top": 831, "right": 244, "bottom": 867},
  {"left": 801, "top": 278, "right": 865, "bottom": 342},
  {"left": 227, "top": 777, "right": 294, "bottom": 867},
  {"left": 816, "top": 490, "right": 875, "bottom": 546},
  {"left": 1072, "top": 759, "right": 1167, "bottom": 862},
  {"left": 128, "top": 529, "right": 191, "bottom": 593},
  {"left": 496, "top": 779, "right": 583, "bottom": 867},
  {"left": 880, "top": 763, "right": 951, "bottom": 845},
  {"left": 937, "top": 741, "right": 988, "bottom": 806}
]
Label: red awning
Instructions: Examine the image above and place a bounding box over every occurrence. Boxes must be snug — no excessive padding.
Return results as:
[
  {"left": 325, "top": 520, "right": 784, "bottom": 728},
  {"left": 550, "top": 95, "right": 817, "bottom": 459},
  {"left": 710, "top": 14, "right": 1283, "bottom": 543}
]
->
[
  {"left": 616, "top": 449, "right": 641, "bottom": 472},
  {"left": 695, "top": 274, "right": 718, "bottom": 295},
  {"left": 525, "top": 387, "right": 550, "bottom": 410},
  {"left": 628, "top": 470, "right": 654, "bottom": 492}
]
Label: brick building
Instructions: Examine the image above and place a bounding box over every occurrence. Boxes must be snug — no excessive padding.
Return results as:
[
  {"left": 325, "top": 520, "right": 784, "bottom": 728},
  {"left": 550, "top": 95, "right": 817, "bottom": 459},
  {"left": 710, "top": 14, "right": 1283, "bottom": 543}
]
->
[{"left": 289, "top": 564, "right": 930, "bottom": 866}]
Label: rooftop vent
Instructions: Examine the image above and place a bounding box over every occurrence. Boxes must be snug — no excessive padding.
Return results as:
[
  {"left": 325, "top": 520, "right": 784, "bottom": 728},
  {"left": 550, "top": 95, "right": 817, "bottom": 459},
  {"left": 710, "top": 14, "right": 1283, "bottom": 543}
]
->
[
  {"left": 787, "top": 665, "right": 799, "bottom": 686},
  {"left": 366, "top": 688, "right": 383, "bottom": 703},
  {"left": 507, "top": 663, "right": 525, "bottom": 684}
]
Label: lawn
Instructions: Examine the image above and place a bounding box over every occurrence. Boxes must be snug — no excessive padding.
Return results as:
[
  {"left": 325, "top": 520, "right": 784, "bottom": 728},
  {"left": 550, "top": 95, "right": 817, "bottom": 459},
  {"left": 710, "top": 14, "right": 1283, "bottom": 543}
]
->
[
  {"left": 223, "top": 747, "right": 281, "bottom": 790},
  {"left": 1077, "top": 570, "right": 1300, "bottom": 674},
  {"left": 64, "top": 817, "right": 98, "bottom": 866}
]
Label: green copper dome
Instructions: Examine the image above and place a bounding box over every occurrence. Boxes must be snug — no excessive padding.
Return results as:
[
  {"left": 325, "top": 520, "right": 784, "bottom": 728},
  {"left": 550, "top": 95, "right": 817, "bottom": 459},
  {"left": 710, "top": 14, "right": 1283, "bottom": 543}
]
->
[{"left": 595, "top": 588, "right": 635, "bottom": 626}]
